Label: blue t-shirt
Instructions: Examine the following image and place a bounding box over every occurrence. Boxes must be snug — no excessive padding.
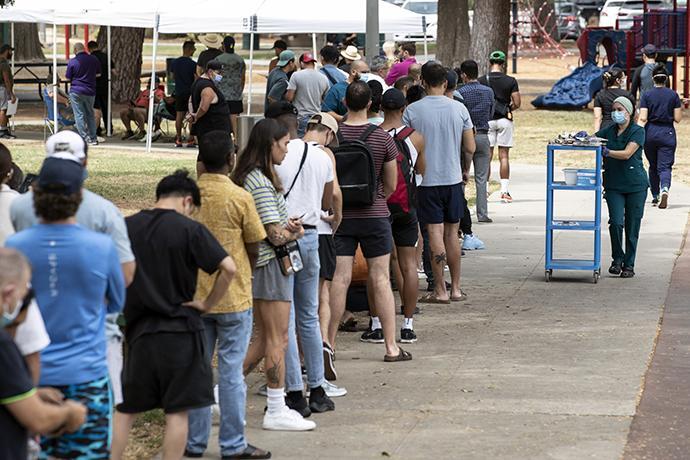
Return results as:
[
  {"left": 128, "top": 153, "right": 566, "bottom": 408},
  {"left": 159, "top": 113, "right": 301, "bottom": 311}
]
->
[
  {"left": 172, "top": 56, "right": 197, "bottom": 97},
  {"left": 320, "top": 64, "right": 347, "bottom": 87},
  {"left": 321, "top": 81, "right": 348, "bottom": 116},
  {"left": 6, "top": 224, "right": 125, "bottom": 386},
  {"left": 65, "top": 52, "right": 101, "bottom": 97},
  {"left": 403, "top": 95, "right": 473, "bottom": 187},
  {"left": 640, "top": 87, "right": 681, "bottom": 126}
]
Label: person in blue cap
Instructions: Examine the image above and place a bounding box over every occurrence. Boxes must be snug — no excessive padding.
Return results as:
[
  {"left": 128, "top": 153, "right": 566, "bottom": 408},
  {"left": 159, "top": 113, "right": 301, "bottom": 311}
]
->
[
  {"left": 638, "top": 65, "right": 683, "bottom": 209},
  {"left": 595, "top": 96, "right": 648, "bottom": 278}
]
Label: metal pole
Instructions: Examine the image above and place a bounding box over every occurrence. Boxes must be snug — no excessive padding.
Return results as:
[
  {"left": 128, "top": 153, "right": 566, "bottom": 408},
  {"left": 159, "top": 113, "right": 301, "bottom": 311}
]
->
[
  {"left": 365, "top": 0, "right": 379, "bottom": 63},
  {"left": 512, "top": 0, "right": 518, "bottom": 74},
  {"left": 422, "top": 16, "right": 428, "bottom": 62},
  {"left": 145, "top": 14, "right": 160, "bottom": 153},
  {"left": 10, "top": 23, "right": 14, "bottom": 74},
  {"left": 53, "top": 24, "right": 58, "bottom": 131},
  {"left": 107, "top": 25, "right": 112, "bottom": 137},
  {"left": 248, "top": 31, "right": 255, "bottom": 115},
  {"left": 312, "top": 33, "right": 318, "bottom": 67}
]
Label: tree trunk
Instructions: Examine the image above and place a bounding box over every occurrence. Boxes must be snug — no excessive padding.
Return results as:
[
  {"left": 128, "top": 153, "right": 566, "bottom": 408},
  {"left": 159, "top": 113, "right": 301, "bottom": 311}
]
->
[
  {"left": 436, "top": 0, "right": 471, "bottom": 68},
  {"left": 14, "top": 23, "right": 45, "bottom": 61},
  {"left": 96, "top": 26, "right": 145, "bottom": 103},
  {"left": 470, "top": 0, "right": 511, "bottom": 73}
]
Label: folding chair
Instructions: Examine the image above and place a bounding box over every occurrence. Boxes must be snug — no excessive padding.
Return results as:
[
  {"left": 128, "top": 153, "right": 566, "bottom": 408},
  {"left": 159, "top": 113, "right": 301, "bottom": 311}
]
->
[{"left": 43, "top": 88, "right": 76, "bottom": 140}]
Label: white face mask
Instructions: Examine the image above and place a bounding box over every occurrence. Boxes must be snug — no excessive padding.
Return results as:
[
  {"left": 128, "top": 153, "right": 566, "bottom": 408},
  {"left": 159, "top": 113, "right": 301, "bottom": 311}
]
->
[{"left": 1, "top": 299, "right": 23, "bottom": 328}]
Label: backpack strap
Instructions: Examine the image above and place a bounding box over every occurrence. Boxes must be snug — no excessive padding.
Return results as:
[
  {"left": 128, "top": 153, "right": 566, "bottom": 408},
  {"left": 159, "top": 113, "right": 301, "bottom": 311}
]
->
[
  {"left": 358, "top": 124, "right": 379, "bottom": 143},
  {"left": 395, "top": 126, "right": 415, "bottom": 141},
  {"left": 284, "top": 143, "right": 309, "bottom": 199},
  {"left": 322, "top": 67, "right": 338, "bottom": 86}
]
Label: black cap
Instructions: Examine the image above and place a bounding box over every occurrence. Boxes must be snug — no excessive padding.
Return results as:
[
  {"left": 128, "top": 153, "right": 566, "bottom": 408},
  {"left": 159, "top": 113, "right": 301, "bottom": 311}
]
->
[
  {"left": 37, "top": 157, "right": 84, "bottom": 195},
  {"left": 0, "top": 44, "right": 14, "bottom": 54},
  {"left": 206, "top": 60, "right": 223, "bottom": 71},
  {"left": 381, "top": 88, "right": 407, "bottom": 110},
  {"left": 446, "top": 69, "right": 458, "bottom": 91},
  {"left": 272, "top": 39, "right": 288, "bottom": 50},
  {"left": 223, "top": 36, "right": 235, "bottom": 49},
  {"left": 642, "top": 43, "right": 657, "bottom": 56},
  {"left": 265, "top": 101, "right": 298, "bottom": 119}
]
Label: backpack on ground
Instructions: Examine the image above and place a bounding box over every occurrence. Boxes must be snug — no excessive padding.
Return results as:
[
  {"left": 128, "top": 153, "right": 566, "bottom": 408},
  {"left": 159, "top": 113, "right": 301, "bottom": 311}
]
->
[
  {"left": 387, "top": 127, "right": 417, "bottom": 214},
  {"left": 333, "top": 125, "right": 378, "bottom": 209}
]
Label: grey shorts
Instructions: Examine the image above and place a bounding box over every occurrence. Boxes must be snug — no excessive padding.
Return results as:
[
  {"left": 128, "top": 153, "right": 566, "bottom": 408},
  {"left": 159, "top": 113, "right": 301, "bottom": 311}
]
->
[
  {"left": 252, "top": 257, "right": 293, "bottom": 302},
  {"left": 0, "top": 87, "right": 8, "bottom": 111}
]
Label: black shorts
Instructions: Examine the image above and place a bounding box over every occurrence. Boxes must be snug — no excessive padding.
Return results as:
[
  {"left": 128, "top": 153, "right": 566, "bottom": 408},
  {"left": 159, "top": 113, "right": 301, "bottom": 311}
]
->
[
  {"left": 227, "top": 100, "right": 244, "bottom": 115},
  {"left": 390, "top": 210, "right": 419, "bottom": 247},
  {"left": 118, "top": 331, "right": 213, "bottom": 414},
  {"left": 318, "top": 234, "right": 336, "bottom": 281},
  {"left": 417, "top": 184, "right": 465, "bottom": 225},
  {"left": 175, "top": 94, "right": 190, "bottom": 113},
  {"left": 335, "top": 217, "right": 393, "bottom": 259},
  {"left": 93, "top": 90, "right": 108, "bottom": 111}
]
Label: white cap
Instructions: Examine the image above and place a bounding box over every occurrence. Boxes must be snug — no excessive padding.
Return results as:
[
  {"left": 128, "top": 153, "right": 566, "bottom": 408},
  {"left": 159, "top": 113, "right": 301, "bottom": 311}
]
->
[{"left": 45, "top": 131, "right": 87, "bottom": 163}]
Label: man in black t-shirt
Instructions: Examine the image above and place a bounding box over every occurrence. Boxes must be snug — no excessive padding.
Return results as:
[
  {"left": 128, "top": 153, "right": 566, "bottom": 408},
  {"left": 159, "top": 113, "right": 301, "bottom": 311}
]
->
[
  {"left": 111, "top": 170, "right": 236, "bottom": 460},
  {"left": 196, "top": 34, "right": 224, "bottom": 77},
  {"left": 87, "top": 41, "right": 113, "bottom": 137},
  {"left": 478, "top": 50, "right": 521, "bottom": 203},
  {"left": 171, "top": 40, "right": 197, "bottom": 147}
]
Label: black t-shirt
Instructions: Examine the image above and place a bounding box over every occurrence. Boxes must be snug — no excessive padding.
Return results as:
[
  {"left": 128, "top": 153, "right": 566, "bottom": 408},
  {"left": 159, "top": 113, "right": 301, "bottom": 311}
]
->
[
  {"left": 0, "top": 330, "right": 34, "bottom": 460},
  {"left": 124, "top": 209, "right": 228, "bottom": 342},
  {"left": 594, "top": 88, "right": 636, "bottom": 128},
  {"left": 197, "top": 48, "right": 223, "bottom": 71},
  {"left": 191, "top": 78, "right": 231, "bottom": 138},
  {"left": 92, "top": 50, "right": 112, "bottom": 93},
  {"left": 478, "top": 72, "right": 519, "bottom": 119}
]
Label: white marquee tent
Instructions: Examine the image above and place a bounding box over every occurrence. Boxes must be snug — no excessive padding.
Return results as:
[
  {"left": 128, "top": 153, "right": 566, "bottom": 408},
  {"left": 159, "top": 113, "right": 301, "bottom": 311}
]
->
[{"left": 0, "top": 0, "right": 427, "bottom": 150}]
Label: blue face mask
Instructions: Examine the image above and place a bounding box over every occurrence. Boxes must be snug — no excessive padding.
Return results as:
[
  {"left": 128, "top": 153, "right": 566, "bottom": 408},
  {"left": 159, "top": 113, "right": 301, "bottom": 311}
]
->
[
  {"left": 213, "top": 73, "right": 223, "bottom": 83},
  {"left": 1, "top": 300, "right": 22, "bottom": 328},
  {"left": 611, "top": 110, "right": 627, "bottom": 125}
]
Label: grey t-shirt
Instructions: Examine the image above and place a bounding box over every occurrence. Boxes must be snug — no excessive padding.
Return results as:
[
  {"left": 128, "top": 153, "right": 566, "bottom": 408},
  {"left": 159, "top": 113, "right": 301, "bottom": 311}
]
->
[
  {"left": 287, "top": 69, "right": 330, "bottom": 118},
  {"left": 216, "top": 52, "right": 245, "bottom": 102},
  {"left": 265, "top": 67, "right": 289, "bottom": 112},
  {"left": 639, "top": 63, "right": 655, "bottom": 97},
  {"left": 403, "top": 95, "right": 473, "bottom": 187}
]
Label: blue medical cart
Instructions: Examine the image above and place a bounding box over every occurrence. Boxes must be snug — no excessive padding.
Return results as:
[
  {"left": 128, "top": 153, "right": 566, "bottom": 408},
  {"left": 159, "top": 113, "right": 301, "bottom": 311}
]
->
[{"left": 545, "top": 144, "right": 603, "bottom": 283}]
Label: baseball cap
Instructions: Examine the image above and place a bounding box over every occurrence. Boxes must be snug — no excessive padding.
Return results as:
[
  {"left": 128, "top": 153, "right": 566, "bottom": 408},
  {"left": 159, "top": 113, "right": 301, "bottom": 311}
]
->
[
  {"left": 223, "top": 36, "right": 235, "bottom": 49},
  {"left": 45, "top": 131, "right": 87, "bottom": 163},
  {"left": 381, "top": 88, "right": 407, "bottom": 110},
  {"left": 277, "top": 50, "right": 296, "bottom": 67},
  {"left": 489, "top": 50, "right": 506, "bottom": 62},
  {"left": 446, "top": 69, "right": 458, "bottom": 90},
  {"left": 642, "top": 43, "right": 657, "bottom": 56},
  {"left": 265, "top": 101, "right": 298, "bottom": 119},
  {"left": 272, "top": 39, "right": 288, "bottom": 50},
  {"left": 0, "top": 44, "right": 14, "bottom": 54},
  {"left": 206, "top": 59, "right": 223, "bottom": 71},
  {"left": 37, "top": 157, "right": 84, "bottom": 195},
  {"left": 308, "top": 112, "right": 338, "bottom": 134},
  {"left": 300, "top": 52, "right": 317, "bottom": 64}
]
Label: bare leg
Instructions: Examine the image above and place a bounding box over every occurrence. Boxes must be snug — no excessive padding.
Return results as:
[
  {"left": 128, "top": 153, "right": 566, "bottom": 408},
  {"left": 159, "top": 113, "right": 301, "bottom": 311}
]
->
[
  {"left": 258, "top": 299, "right": 290, "bottom": 389},
  {"left": 94, "top": 108, "right": 103, "bottom": 133},
  {"left": 426, "top": 223, "right": 449, "bottom": 301},
  {"left": 230, "top": 113, "right": 239, "bottom": 137},
  {"left": 111, "top": 411, "right": 136, "bottom": 460},
  {"left": 499, "top": 146, "right": 510, "bottom": 180},
  {"left": 133, "top": 108, "right": 147, "bottom": 133},
  {"left": 367, "top": 254, "right": 400, "bottom": 356},
  {"left": 318, "top": 279, "right": 332, "bottom": 346},
  {"left": 391, "top": 247, "right": 404, "bottom": 310},
  {"left": 119, "top": 110, "right": 132, "bottom": 133},
  {"left": 415, "top": 227, "right": 424, "bottom": 270},
  {"left": 0, "top": 110, "right": 8, "bottom": 129},
  {"left": 366, "top": 276, "right": 377, "bottom": 318},
  {"left": 397, "top": 246, "right": 419, "bottom": 318},
  {"left": 328, "top": 256, "right": 353, "bottom": 349},
  {"left": 443, "top": 222, "right": 462, "bottom": 298},
  {"left": 244, "top": 302, "right": 265, "bottom": 376},
  {"left": 488, "top": 146, "right": 495, "bottom": 182},
  {"left": 175, "top": 111, "right": 185, "bottom": 140},
  {"left": 162, "top": 412, "right": 188, "bottom": 460}
]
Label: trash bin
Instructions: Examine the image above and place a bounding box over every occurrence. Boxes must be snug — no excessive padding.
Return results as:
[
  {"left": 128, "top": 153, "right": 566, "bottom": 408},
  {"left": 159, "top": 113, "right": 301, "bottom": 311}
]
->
[{"left": 236, "top": 115, "right": 263, "bottom": 152}]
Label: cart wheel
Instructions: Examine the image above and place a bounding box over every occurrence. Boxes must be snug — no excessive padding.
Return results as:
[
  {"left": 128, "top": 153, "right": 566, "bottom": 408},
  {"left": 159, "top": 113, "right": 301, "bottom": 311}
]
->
[
  {"left": 545, "top": 270, "right": 552, "bottom": 282},
  {"left": 593, "top": 271, "right": 600, "bottom": 284}
]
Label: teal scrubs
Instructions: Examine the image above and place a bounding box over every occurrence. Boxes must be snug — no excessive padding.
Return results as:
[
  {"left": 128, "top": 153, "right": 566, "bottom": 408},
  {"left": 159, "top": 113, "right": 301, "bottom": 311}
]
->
[{"left": 596, "top": 122, "right": 649, "bottom": 269}]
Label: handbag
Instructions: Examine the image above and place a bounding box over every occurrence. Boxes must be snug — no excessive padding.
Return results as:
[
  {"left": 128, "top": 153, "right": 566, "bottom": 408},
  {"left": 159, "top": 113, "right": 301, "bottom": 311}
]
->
[{"left": 272, "top": 240, "right": 304, "bottom": 276}]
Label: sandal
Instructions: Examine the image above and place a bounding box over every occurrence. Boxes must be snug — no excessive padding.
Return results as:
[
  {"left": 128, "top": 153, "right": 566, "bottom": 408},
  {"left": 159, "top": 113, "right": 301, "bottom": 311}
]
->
[
  {"left": 222, "top": 444, "right": 272, "bottom": 459},
  {"left": 418, "top": 293, "right": 451, "bottom": 305},
  {"left": 338, "top": 317, "right": 358, "bottom": 332},
  {"left": 451, "top": 290, "right": 468, "bottom": 301},
  {"left": 384, "top": 347, "right": 413, "bottom": 362}
]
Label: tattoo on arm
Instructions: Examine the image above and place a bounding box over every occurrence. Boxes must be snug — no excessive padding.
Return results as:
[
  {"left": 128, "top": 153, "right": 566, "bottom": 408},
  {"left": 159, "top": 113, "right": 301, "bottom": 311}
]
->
[
  {"left": 266, "top": 223, "right": 290, "bottom": 246},
  {"left": 434, "top": 252, "right": 447, "bottom": 265},
  {"left": 266, "top": 357, "right": 282, "bottom": 386}
]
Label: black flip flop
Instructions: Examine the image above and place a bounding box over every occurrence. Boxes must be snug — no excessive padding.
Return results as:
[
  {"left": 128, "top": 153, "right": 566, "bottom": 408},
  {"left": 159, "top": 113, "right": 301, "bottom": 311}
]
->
[
  {"left": 222, "top": 444, "right": 272, "bottom": 460},
  {"left": 384, "top": 347, "right": 413, "bottom": 362}
]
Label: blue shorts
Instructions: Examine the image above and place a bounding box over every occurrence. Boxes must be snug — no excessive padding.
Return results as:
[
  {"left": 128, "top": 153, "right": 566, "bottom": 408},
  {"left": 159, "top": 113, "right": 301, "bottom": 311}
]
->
[
  {"left": 417, "top": 184, "right": 465, "bottom": 225},
  {"left": 40, "top": 375, "right": 111, "bottom": 460}
]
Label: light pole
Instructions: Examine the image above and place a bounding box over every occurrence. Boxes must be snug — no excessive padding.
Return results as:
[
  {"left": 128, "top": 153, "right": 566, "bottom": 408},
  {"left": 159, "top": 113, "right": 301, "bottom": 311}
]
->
[{"left": 366, "top": 0, "right": 379, "bottom": 63}]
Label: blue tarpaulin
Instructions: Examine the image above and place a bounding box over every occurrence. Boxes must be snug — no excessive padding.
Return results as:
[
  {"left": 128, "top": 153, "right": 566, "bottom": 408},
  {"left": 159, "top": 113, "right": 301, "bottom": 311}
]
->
[{"left": 532, "top": 62, "right": 605, "bottom": 109}]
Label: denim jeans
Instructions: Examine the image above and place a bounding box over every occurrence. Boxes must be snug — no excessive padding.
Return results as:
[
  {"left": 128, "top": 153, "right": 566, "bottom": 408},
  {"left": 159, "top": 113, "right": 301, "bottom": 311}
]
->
[
  {"left": 297, "top": 114, "right": 312, "bottom": 138},
  {"left": 186, "top": 309, "right": 253, "bottom": 456},
  {"left": 69, "top": 92, "right": 97, "bottom": 142},
  {"left": 285, "top": 229, "right": 326, "bottom": 392}
]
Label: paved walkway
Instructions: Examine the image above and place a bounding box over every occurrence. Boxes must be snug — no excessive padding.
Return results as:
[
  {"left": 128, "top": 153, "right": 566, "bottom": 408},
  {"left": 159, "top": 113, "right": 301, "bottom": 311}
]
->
[{"left": 198, "top": 162, "right": 689, "bottom": 460}]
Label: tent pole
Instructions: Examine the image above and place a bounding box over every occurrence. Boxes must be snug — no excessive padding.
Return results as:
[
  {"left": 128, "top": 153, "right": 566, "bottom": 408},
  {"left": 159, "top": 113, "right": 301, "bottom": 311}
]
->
[
  {"left": 53, "top": 23, "right": 58, "bottom": 132},
  {"left": 10, "top": 23, "right": 14, "bottom": 74},
  {"left": 312, "top": 33, "right": 317, "bottom": 67},
  {"left": 248, "top": 31, "right": 255, "bottom": 115},
  {"left": 107, "top": 25, "right": 112, "bottom": 137},
  {"left": 422, "top": 16, "right": 428, "bottom": 63},
  {"left": 145, "top": 14, "right": 160, "bottom": 153}
]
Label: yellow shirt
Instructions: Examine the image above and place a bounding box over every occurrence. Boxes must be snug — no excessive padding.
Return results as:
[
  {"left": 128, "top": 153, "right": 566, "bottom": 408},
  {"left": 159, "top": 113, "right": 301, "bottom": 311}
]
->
[{"left": 194, "top": 174, "right": 266, "bottom": 313}]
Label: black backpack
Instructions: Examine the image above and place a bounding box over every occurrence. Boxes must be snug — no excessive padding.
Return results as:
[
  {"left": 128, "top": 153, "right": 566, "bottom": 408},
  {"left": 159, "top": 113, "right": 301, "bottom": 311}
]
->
[{"left": 333, "top": 125, "right": 378, "bottom": 209}]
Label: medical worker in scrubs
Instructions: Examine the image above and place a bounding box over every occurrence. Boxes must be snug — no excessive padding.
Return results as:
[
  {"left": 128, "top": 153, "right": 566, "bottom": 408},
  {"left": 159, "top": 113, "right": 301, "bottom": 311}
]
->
[
  {"left": 595, "top": 96, "right": 648, "bottom": 279},
  {"left": 638, "top": 66, "right": 683, "bottom": 209}
]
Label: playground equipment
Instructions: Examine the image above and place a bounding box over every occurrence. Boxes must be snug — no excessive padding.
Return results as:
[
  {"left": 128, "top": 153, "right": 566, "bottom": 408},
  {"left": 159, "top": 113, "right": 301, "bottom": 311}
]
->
[{"left": 533, "top": 2, "right": 690, "bottom": 109}]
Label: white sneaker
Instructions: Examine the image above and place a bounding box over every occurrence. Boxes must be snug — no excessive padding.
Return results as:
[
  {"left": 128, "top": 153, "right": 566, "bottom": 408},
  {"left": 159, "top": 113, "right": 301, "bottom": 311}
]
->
[
  {"left": 263, "top": 406, "right": 316, "bottom": 431},
  {"left": 462, "top": 234, "right": 486, "bottom": 250},
  {"left": 307, "top": 381, "right": 347, "bottom": 398}
]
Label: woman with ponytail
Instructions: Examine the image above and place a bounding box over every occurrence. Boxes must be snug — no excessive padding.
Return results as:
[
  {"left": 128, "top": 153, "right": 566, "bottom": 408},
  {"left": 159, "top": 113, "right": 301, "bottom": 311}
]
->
[
  {"left": 638, "top": 65, "right": 683, "bottom": 209},
  {"left": 593, "top": 68, "right": 635, "bottom": 131}
]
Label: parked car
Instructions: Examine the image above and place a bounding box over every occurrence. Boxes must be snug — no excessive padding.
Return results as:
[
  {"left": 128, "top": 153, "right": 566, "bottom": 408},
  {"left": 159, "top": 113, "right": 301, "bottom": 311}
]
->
[
  {"left": 394, "top": 0, "right": 438, "bottom": 40},
  {"left": 555, "top": 2, "right": 583, "bottom": 39},
  {"left": 599, "top": 0, "right": 671, "bottom": 29},
  {"left": 573, "top": 0, "right": 606, "bottom": 22}
]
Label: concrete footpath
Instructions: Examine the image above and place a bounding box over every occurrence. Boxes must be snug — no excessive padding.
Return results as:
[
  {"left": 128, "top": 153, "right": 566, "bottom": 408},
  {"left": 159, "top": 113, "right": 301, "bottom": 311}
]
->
[{"left": 199, "top": 162, "right": 690, "bottom": 460}]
